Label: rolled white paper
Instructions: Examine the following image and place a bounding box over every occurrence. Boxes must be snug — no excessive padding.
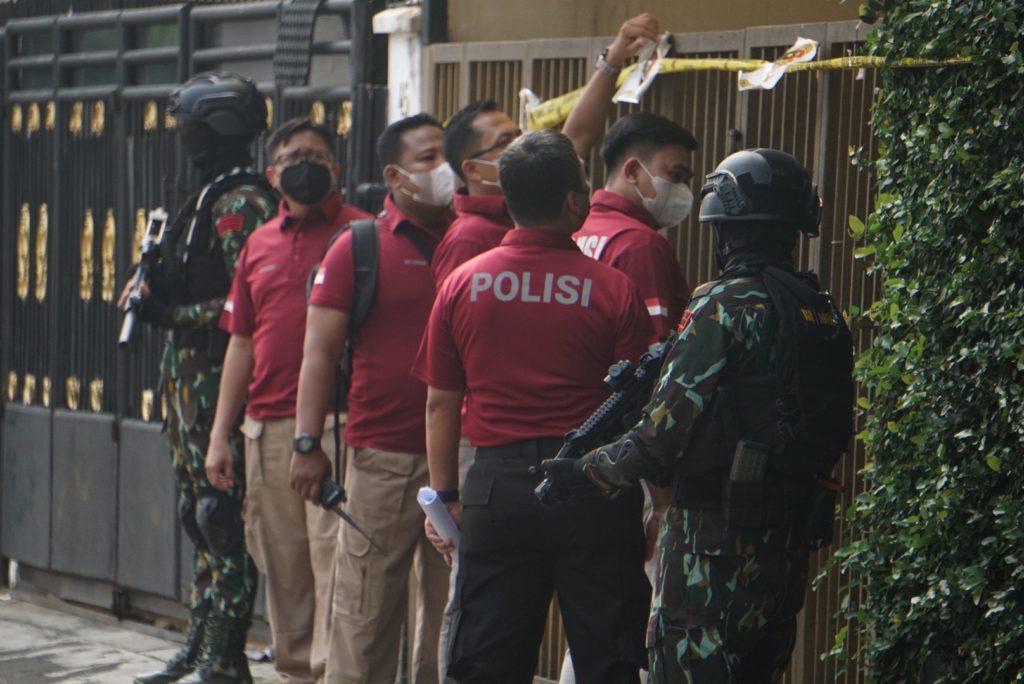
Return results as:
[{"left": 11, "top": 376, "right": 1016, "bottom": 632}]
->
[{"left": 417, "top": 486, "right": 461, "bottom": 549}]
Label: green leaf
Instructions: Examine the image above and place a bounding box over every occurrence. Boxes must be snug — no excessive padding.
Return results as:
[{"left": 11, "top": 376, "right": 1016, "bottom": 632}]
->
[
  {"left": 857, "top": 396, "right": 872, "bottom": 409},
  {"left": 848, "top": 214, "right": 866, "bottom": 239},
  {"left": 854, "top": 245, "right": 876, "bottom": 259},
  {"left": 986, "top": 455, "right": 1001, "bottom": 472}
]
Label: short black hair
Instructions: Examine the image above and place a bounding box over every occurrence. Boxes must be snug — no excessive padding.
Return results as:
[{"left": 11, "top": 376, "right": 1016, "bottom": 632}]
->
[
  {"left": 600, "top": 113, "right": 698, "bottom": 175},
  {"left": 376, "top": 113, "right": 443, "bottom": 167},
  {"left": 500, "top": 130, "right": 586, "bottom": 227},
  {"left": 266, "top": 117, "right": 334, "bottom": 159},
  {"left": 443, "top": 100, "right": 498, "bottom": 182}
]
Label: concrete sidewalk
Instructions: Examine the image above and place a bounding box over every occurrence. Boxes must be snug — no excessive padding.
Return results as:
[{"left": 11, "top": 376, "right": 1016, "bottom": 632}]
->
[{"left": 0, "top": 590, "right": 280, "bottom": 683}]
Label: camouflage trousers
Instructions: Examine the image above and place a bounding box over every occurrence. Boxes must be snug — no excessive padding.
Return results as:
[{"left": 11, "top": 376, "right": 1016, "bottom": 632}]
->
[
  {"left": 166, "top": 381, "right": 257, "bottom": 622},
  {"left": 647, "top": 507, "right": 809, "bottom": 684}
]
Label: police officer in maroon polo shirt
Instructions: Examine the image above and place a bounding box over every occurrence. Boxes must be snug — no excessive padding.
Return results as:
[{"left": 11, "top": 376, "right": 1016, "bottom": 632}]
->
[
  {"left": 562, "top": 14, "right": 696, "bottom": 341},
  {"left": 292, "top": 113, "right": 454, "bottom": 684},
  {"left": 432, "top": 100, "right": 520, "bottom": 287},
  {"left": 206, "top": 118, "right": 371, "bottom": 682},
  {"left": 415, "top": 130, "right": 653, "bottom": 683}
]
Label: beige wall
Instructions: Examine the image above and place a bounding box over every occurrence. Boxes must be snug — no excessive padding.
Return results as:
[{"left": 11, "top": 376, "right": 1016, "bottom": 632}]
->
[{"left": 447, "top": 0, "right": 858, "bottom": 42}]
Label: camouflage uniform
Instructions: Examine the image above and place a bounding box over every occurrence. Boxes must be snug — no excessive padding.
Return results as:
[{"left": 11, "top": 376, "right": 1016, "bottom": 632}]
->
[
  {"left": 159, "top": 181, "right": 276, "bottom": 622},
  {"left": 581, "top": 276, "right": 812, "bottom": 683}
]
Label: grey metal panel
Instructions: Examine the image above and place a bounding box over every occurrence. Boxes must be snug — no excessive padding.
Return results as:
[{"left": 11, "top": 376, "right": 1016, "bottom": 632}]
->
[
  {"left": 1, "top": 404, "right": 52, "bottom": 567},
  {"left": 116, "top": 418, "right": 178, "bottom": 599},
  {"left": 51, "top": 409, "right": 117, "bottom": 581}
]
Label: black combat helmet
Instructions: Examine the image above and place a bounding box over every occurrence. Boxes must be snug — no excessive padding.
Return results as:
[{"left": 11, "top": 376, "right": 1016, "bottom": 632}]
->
[
  {"left": 167, "top": 71, "right": 267, "bottom": 139},
  {"left": 699, "top": 148, "right": 821, "bottom": 236}
]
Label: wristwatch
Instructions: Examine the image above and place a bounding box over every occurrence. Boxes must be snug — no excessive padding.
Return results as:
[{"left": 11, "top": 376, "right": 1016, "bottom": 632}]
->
[
  {"left": 595, "top": 47, "right": 622, "bottom": 78},
  {"left": 436, "top": 489, "right": 460, "bottom": 504},
  {"left": 293, "top": 433, "right": 321, "bottom": 455}
]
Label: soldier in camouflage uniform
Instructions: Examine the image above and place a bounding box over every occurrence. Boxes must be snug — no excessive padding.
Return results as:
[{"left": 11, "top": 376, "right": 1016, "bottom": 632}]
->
[
  {"left": 129, "top": 72, "right": 277, "bottom": 684},
  {"left": 544, "top": 149, "right": 853, "bottom": 683}
]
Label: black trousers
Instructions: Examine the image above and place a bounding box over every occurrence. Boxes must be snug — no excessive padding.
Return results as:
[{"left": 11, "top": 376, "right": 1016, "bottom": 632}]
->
[{"left": 448, "top": 439, "right": 650, "bottom": 684}]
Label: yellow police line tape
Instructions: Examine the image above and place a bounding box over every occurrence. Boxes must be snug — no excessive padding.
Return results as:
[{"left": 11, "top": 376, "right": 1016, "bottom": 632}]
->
[{"left": 525, "top": 55, "right": 973, "bottom": 131}]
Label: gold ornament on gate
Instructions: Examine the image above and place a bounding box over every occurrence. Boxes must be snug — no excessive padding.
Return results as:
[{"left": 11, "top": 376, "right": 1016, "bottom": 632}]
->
[
  {"left": 91, "top": 101, "right": 106, "bottom": 136},
  {"left": 45, "top": 102, "right": 56, "bottom": 131},
  {"left": 265, "top": 97, "right": 274, "bottom": 129},
  {"left": 133, "top": 209, "right": 147, "bottom": 262},
  {"left": 36, "top": 203, "right": 49, "bottom": 302},
  {"left": 80, "top": 209, "right": 96, "bottom": 301},
  {"left": 69, "top": 101, "right": 85, "bottom": 136},
  {"left": 17, "top": 203, "right": 30, "bottom": 301},
  {"left": 101, "top": 209, "right": 116, "bottom": 302},
  {"left": 144, "top": 101, "right": 158, "bottom": 132},
  {"left": 141, "top": 389, "right": 155, "bottom": 422},
  {"left": 42, "top": 376, "right": 51, "bottom": 407},
  {"left": 66, "top": 377, "right": 80, "bottom": 410},
  {"left": 10, "top": 104, "right": 23, "bottom": 134},
  {"left": 161, "top": 393, "right": 168, "bottom": 421},
  {"left": 164, "top": 110, "right": 177, "bottom": 130},
  {"left": 23, "top": 374, "right": 37, "bottom": 405},
  {"left": 6, "top": 372, "right": 17, "bottom": 401},
  {"left": 310, "top": 101, "right": 326, "bottom": 125},
  {"left": 337, "top": 101, "right": 352, "bottom": 138},
  {"left": 89, "top": 379, "right": 104, "bottom": 412},
  {"left": 27, "top": 103, "right": 40, "bottom": 134}
]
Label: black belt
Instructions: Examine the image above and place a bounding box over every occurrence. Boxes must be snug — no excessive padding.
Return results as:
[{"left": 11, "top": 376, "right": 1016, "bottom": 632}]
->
[{"left": 475, "top": 437, "right": 563, "bottom": 471}]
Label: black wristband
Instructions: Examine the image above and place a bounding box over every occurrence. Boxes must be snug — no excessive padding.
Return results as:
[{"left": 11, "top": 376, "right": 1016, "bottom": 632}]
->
[{"left": 436, "top": 489, "right": 460, "bottom": 503}]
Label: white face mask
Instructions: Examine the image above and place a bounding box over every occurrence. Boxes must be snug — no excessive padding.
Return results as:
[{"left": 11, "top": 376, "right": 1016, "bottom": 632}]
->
[
  {"left": 470, "top": 157, "right": 502, "bottom": 188},
  {"left": 636, "top": 161, "right": 694, "bottom": 229},
  {"left": 398, "top": 162, "right": 456, "bottom": 206}
]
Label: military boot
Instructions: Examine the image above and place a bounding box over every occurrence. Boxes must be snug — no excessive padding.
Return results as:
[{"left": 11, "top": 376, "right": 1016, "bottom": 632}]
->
[
  {"left": 180, "top": 609, "right": 253, "bottom": 684},
  {"left": 134, "top": 603, "right": 208, "bottom": 684}
]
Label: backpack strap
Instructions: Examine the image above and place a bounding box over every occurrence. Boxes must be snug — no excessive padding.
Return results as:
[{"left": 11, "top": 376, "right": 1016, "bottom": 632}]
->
[
  {"left": 348, "top": 219, "right": 380, "bottom": 334},
  {"left": 397, "top": 224, "right": 435, "bottom": 264}
]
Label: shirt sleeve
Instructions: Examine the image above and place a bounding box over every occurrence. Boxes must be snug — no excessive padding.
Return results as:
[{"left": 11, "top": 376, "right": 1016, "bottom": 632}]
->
[
  {"left": 308, "top": 229, "right": 356, "bottom": 313},
  {"left": 432, "top": 232, "right": 488, "bottom": 291},
  {"left": 222, "top": 244, "right": 256, "bottom": 336},
  {"left": 633, "top": 292, "right": 735, "bottom": 470},
  {"left": 610, "top": 235, "right": 689, "bottom": 340},
  {"left": 169, "top": 185, "right": 276, "bottom": 328},
  {"left": 615, "top": 281, "right": 656, "bottom": 362},
  {"left": 411, "top": 278, "right": 466, "bottom": 391}
]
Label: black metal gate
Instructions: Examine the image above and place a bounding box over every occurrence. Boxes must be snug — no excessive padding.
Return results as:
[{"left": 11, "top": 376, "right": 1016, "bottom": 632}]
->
[{"left": 1, "top": 0, "right": 387, "bottom": 611}]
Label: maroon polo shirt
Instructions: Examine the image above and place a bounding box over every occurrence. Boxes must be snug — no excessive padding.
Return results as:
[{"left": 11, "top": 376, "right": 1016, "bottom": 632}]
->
[
  {"left": 431, "top": 190, "right": 513, "bottom": 288},
  {"left": 413, "top": 228, "right": 651, "bottom": 447},
  {"left": 222, "top": 192, "right": 372, "bottom": 421},
  {"left": 309, "top": 194, "right": 449, "bottom": 453},
  {"left": 573, "top": 189, "right": 689, "bottom": 340}
]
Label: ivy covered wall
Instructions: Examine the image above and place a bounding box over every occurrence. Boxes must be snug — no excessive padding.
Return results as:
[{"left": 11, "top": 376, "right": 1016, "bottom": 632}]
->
[{"left": 837, "top": 1, "right": 1024, "bottom": 681}]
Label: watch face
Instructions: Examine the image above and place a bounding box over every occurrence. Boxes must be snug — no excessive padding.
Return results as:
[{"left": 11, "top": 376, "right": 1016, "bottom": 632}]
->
[{"left": 295, "top": 435, "right": 316, "bottom": 453}]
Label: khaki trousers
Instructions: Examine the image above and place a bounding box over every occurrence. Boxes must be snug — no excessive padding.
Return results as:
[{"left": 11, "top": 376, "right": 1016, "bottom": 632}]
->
[
  {"left": 242, "top": 415, "right": 340, "bottom": 684},
  {"left": 325, "top": 446, "right": 450, "bottom": 684}
]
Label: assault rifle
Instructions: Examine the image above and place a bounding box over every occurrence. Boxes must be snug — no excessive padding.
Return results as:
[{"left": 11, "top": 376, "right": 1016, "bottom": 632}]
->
[
  {"left": 534, "top": 332, "right": 677, "bottom": 504},
  {"left": 118, "top": 208, "right": 169, "bottom": 347},
  {"left": 319, "top": 478, "right": 387, "bottom": 555}
]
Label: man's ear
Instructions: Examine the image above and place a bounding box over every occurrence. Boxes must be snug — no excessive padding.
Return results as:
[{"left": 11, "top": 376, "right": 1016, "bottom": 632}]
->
[
  {"left": 620, "top": 157, "right": 642, "bottom": 185},
  {"left": 382, "top": 164, "right": 402, "bottom": 190},
  {"left": 265, "top": 165, "right": 279, "bottom": 190},
  {"left": 330, "top": 162, "right": 342, "bottom": 184},
  {"left": 461, "top": 158, "right": 479, "bottom": 182}
]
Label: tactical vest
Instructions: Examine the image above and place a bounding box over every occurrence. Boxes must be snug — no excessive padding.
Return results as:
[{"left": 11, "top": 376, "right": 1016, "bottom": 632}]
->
[
  {"left": 159, "top": 167, "right": 275, "bottom": 359},
  {"left": 676, "top": 267, "right": 854, "bottom": 480}
]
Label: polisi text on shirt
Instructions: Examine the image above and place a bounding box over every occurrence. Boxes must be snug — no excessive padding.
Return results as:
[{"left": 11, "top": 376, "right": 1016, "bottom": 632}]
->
[{"left": 469, "top": 271, "right": 592, "bottom": 307}]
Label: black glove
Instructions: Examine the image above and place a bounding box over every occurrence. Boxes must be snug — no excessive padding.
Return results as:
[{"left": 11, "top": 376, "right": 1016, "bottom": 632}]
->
[
  {"left": 540, "top": 458, "right": 587, "bottom": 485},
  {"left": 137, "top": 295, "right": 173, "bottom": 327}
]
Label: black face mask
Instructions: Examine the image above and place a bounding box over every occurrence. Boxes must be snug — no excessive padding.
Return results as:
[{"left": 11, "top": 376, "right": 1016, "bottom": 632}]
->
[{"left": 280, "top": 161, "right": 332, "bottom": 205}]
